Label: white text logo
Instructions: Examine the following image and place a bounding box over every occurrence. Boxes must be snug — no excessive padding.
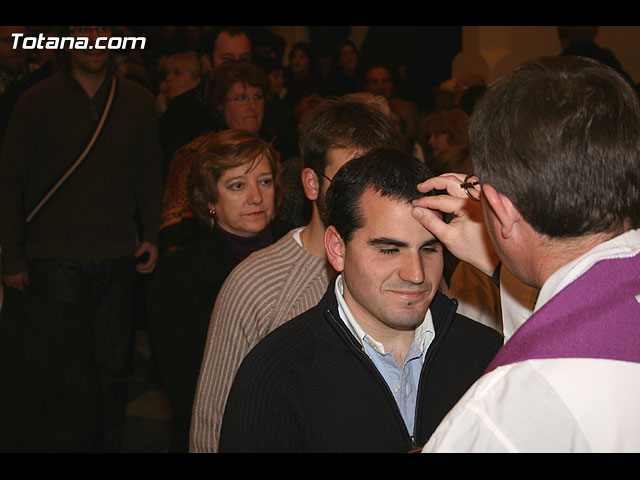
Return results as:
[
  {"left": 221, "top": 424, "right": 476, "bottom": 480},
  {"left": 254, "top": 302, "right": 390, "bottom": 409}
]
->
[{"left": 11, "top": 33, "right": 146, "bottom": 50}]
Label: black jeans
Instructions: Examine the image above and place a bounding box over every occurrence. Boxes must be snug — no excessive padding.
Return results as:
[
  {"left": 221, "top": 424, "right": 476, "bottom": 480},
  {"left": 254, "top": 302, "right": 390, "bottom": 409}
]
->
[{"left": 27, "top": 256, "right": 136, "bottom": 452}]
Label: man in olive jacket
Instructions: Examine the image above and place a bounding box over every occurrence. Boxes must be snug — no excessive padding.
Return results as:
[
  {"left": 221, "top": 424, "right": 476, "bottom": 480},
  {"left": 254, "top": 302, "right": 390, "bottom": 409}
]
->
[{"left": 0, "top": 26, "right": 162, "bottom": 451}]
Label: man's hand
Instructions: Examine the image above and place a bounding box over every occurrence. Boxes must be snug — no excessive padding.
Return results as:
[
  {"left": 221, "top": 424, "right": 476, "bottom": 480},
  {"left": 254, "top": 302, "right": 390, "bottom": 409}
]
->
[
  {"left": 3, "top": 270, "right": 29, "bottom": 291},
  {"left": 135, "top": 241, "right": 158, "bottom": 274},
  {"left": 412, "top": 173, "right": 499, "bottom": 277}
]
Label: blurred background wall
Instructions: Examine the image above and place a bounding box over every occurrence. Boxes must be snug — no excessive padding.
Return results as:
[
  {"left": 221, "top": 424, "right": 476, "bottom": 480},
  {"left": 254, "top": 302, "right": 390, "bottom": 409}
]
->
[{"left": 270, "top": 26, "right": 640, "bottom": 84}]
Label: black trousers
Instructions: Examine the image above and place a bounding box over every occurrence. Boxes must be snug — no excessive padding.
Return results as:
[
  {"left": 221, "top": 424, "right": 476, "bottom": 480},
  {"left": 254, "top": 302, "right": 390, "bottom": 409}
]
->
[{"left": 27, "top": 256, "right": 136, "bottom": 452}]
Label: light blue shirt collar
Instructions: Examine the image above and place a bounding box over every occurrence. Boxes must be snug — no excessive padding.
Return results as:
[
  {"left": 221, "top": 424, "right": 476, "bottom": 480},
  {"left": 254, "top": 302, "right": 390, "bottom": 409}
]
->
[{"left": 334, "top": 274, "right": 435, "bottom": 355}]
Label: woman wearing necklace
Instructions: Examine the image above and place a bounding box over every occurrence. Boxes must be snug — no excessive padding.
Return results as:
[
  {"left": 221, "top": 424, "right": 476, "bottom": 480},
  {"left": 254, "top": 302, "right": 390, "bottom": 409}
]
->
[{"left": 149, "top": 129, "right": 291, "bottom": 452}]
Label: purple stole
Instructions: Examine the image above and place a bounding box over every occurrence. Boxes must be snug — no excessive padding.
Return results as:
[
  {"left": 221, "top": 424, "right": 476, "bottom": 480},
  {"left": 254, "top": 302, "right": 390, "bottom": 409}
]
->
[{"left": 486, "top": 252, "right": 640, "bottom": 373}]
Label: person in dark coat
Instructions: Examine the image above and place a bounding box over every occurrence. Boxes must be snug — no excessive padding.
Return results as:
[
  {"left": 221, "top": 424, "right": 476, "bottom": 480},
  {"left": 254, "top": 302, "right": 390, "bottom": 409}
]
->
[
  {"left": 283, "top": 42, "right": 325, "bottom": 113},
  {"left": 325, "top": 40, "right": 364, "bottom": 98},
  {"left": 557, "top": 26, "right": 634, "bottom": 84},
  {"left": 149, "top": 129, "right": 291, "bottom": 452},
  {"left": 157, "top": 51, "right": 216, "bottom": 180}
]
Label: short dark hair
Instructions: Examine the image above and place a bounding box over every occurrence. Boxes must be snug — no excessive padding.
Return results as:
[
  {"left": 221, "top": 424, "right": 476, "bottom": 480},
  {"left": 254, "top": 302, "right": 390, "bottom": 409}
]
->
[
  {"left": 326, "top": 148, "right": 435, "bottom": 243},
  {"left": 364, "top": 63, "right": 392, "bottom": 78},
  {"left": 252, "top": 55, "right": 282, "bottom": 75},
  {"left": 469, "top": 55, "right": 640, "bottom": 238},
  {"left": 288, "top": 41, "right": 313, "bottom": 63},
  {"left": 299, "top": 95, "right": 401, "bottom": 187},
  {"left": 208, "top": 26, "right": 251, "bottom": 54},
  {"left": 332, "top": 40, "right": 360, "bottom": 67}
]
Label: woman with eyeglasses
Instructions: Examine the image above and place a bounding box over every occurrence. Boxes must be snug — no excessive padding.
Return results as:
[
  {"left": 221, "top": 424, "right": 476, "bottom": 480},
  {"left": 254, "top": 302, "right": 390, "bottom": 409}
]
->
[
  {"left": 149, "top": 129, "right": 292, "bottom": 452},
  {"left": 159, "top": 60, "right": 282, "bottom": 255},
  {"left": 208, "top": 59, "right": 269, "bottom": 135}
]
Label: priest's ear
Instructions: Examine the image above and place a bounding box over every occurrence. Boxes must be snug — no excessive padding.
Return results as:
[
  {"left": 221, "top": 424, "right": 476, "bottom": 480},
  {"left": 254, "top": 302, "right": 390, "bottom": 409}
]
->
[
  {"left": 324, "top": 225, "right": 345, "bottom": 273},
  {"left": 481, "top": 184, "right": 522, "bottom": 240}
]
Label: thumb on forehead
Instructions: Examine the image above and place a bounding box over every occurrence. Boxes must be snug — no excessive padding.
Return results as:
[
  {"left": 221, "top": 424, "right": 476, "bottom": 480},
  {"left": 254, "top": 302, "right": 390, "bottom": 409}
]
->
[{"left": 412, "top": 206, "right": 446, "bottom": 238}]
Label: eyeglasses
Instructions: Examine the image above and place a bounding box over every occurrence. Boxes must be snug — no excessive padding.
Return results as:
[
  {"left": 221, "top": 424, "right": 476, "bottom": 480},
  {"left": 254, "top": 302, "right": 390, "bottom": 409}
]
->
[
  {"left": 69, "top": 26, "right": 111, "bottom": 35},
  {"left": 227, "top": 93, "right": 265, "bottom": 105},
  {"left": 321, "top": 173, "right": 333, "bottom": 183}
]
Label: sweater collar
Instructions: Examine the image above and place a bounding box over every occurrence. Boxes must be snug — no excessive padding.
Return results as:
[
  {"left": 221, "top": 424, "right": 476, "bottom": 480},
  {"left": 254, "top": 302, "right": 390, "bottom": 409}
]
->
[{"left": 214, "top": 221, "right": 274, "bottom": 262}]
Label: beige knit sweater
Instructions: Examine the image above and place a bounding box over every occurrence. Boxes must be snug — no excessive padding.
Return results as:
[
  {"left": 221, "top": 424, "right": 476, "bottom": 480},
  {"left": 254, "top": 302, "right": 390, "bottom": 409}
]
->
[{"left": 189, "top": 228, "right": 333, "bottom": 452}]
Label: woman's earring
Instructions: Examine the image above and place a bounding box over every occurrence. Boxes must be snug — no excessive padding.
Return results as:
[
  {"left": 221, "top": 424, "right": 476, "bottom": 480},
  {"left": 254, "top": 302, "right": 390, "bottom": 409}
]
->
[{"left": 209, "top": 208, "right": 216, "bottom": 216}]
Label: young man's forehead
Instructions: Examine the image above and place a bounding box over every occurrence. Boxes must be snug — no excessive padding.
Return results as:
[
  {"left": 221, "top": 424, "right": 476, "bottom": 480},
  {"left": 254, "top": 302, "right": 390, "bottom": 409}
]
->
[{"left": 357, "top": 189, "right": 439, "bottom": 243}]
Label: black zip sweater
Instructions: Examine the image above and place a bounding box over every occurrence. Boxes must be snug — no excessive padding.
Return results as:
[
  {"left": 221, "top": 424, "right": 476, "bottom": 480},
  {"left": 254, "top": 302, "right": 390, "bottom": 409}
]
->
[{"left": 219, "top": 277, "right": 504, "bottom": 453}]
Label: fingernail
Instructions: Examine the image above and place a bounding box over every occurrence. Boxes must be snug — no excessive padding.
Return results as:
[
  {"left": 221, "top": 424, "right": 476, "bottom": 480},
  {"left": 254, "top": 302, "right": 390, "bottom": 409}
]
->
[{"left": 411, "top": 206, "right": 423, "bottom": 219}]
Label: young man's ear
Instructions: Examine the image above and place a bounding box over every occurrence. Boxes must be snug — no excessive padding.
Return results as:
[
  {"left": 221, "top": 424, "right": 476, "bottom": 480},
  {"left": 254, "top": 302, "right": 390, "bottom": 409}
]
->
[
  {"left": 301, "top": 167, "right": 320, "bottom": 201},
  {"left": 481, "top": 184, "right": 521, "bottom": 239},
  {"left": 324, "top": 225, "right": 346, "bottom": 273}
]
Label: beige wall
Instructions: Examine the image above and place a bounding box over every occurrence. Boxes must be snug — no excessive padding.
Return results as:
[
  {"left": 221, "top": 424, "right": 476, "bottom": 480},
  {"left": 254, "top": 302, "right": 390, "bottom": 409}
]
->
[{"left": 453, "top": 26, "right": 640, "bottom": 84}]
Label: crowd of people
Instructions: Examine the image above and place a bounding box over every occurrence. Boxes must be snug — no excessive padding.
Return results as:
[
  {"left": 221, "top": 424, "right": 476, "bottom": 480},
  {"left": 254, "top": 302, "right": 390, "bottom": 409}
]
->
[{"left": 0, "top": 25, "right": 639, "bottom": 453}]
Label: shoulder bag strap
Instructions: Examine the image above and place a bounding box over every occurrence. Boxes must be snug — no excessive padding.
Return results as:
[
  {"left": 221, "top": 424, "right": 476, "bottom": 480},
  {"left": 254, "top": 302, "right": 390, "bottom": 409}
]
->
[{"left": 26, "top": 75, "right": 118, "bottom": 224}]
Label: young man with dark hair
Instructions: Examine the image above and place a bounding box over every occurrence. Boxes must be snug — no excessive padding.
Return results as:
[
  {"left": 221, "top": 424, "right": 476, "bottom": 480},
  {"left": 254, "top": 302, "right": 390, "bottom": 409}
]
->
[
  {"left": 218, "top": 148, "right": 503, "bottom": 453},
  {"left": 190, "top": 94, "right": 404, "bottom": 452},
  {"left": 414, "top": 55, "right": 640, "bottom": 452}
]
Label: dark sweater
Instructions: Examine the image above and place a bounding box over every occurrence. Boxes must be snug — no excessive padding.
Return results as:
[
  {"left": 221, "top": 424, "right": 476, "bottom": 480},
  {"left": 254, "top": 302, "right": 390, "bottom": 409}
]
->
[
  {"left": 219, "top": 278, "right": 504, "bottom": 453},
  {"left": 158, "top": 87, "right": 215, "bottom": 180},
  {"left": 0, "top": 68, "right": 163, "bottom": 274},
  {"left": 149, "top": 219, "right": 292, "bottom": 452}
]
